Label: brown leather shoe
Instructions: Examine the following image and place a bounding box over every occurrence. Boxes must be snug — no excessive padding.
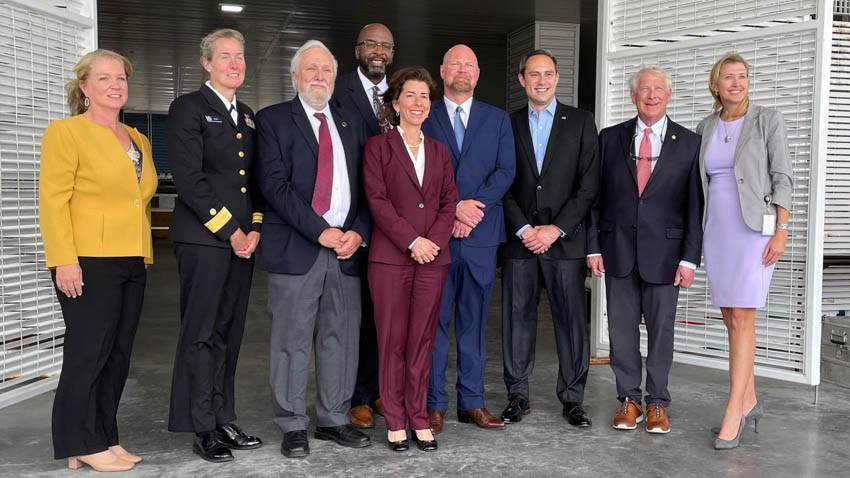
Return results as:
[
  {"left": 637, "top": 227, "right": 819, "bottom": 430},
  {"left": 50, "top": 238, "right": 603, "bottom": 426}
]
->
[
  {"left": 611, "top": 398, "right": 643, "bottom": 430},
  {"left": 349, "top": 405, "right": 374, "bottom": 429},
  {"left": 645, "top": 403, "right": 670, "bottom": 434},
  {"left": 428, "top": 409, "right": 445, "bottom": 434},
  {"left": 371, "top": 398, "right": 384, "bottom": 417},
  {"left": 457, "top": 408, "right": 506, "bottom": 430}
]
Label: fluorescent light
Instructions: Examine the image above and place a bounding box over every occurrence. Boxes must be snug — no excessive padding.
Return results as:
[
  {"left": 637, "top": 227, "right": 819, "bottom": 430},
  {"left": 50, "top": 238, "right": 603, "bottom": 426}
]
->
[{"left": 219, "top": 3, "right": 244, "bottom": 13}]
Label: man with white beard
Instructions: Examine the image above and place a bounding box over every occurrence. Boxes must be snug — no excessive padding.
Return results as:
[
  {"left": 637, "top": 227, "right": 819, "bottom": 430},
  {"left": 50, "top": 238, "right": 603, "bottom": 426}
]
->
[{"left": 254, "top": 40, "right": 372, "bottom": 459}]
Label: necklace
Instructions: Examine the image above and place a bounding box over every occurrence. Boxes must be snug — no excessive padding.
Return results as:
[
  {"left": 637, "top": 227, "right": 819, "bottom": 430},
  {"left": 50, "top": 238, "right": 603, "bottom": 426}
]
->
[{"left": 721, "top": 117, "right": 741, "bottom": 143}]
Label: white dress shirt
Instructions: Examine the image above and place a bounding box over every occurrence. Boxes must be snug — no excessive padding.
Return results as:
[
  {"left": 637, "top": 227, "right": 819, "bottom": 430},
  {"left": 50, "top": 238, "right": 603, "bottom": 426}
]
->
[
  {"left": 298, "top": 96, "right": 351, "bottom": 228},
  {"left": 357, "top": 68, "right": 388, "bottom": 114},
  {"left": 588, "top": 114, "right": 695, "bottom": 271},
  {"left": 444, "top": 96, "right": 473, "bottom": 130},
  {"left": 396, "top": 125, "right": 425, "bottom": 186},
  {"left": 205, "top": 80, "right": 238, "bottom": 124}
]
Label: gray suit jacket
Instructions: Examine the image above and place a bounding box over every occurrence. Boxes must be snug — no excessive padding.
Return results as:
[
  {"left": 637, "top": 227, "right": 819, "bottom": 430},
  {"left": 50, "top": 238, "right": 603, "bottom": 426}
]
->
[{"left": 695, "top": 104, "right": 793, "bottom": 232}]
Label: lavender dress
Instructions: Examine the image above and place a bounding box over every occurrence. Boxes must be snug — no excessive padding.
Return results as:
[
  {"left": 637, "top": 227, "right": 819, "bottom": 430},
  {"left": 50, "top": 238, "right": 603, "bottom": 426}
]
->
[{"left": 703, "top": 117, "right": 775, "bottom": 308}]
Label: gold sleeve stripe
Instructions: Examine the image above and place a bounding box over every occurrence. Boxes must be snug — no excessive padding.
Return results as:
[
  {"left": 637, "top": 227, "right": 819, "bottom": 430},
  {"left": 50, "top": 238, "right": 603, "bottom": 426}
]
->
[
  {"left": 252, "top": 212, "right": 264, "bottom": 224},
  {"left": 204, "top": 206, "right": 233, "bottom": 233}
]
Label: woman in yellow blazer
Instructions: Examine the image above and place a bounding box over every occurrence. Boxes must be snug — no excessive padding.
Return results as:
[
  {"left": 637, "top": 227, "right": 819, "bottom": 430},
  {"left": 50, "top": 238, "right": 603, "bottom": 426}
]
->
[{"left": 39, "top": 49, "right": 156, "bottom": 472}]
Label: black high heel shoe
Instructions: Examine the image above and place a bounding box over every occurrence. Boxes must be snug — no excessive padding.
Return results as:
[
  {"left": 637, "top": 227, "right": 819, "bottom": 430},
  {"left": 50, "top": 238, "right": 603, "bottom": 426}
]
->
[
  {"left": 410, "top": 429, "right": 438, "bottom": 452},
  {"left": 387, "top": 430, "right": 409, "bottom": 452}
]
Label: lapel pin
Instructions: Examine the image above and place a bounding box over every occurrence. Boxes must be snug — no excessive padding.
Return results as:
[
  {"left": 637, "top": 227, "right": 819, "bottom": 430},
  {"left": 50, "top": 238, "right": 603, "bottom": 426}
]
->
[
  {"left": 671, "top": 134, "right": 677, "bottom": 140},
  {"left": 341, "top": 121, "right": 348, "bottom": 127},
  {"left": 561, "top": 116, "right": 567, "bottom": 120}
]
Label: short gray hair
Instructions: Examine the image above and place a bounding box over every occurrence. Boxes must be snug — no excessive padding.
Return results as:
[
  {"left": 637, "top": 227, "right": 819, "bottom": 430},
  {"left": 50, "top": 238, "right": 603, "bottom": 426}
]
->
[
  {"left": 628, "top": 65, "right": 672, "bottom": 92},
  {"left": 290, "top": 40, "right": 338, "bottom": 91},
  {"left": 200, "top": 29, "right": 245, "bottom": 63}
]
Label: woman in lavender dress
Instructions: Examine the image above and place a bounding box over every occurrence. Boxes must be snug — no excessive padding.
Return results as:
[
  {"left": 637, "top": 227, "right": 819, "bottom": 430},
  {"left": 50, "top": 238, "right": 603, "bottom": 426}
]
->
[{"left": 696, "top": 53, "right": 793, "bottom": 449}]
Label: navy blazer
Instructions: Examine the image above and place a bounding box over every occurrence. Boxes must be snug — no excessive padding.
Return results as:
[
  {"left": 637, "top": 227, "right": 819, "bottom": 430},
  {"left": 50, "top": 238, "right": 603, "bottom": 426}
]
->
[
  {"left": 422, "top": 98, "right": 516, "bottom": 247},
  {"left": 254, "top": 97, "right": 371, "bottom": 276},
  {"left": 586, "top": 116, "right": 703, "bottom": 284},
  {"left": 333, "top": 70, "right": 382, "bottom": 138}
]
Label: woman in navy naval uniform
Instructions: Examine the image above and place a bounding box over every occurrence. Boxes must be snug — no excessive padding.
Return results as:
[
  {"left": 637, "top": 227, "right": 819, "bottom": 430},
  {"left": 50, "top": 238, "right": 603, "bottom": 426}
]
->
[{"left": 166, "top": 28, "right": 264, "bottom": 463}]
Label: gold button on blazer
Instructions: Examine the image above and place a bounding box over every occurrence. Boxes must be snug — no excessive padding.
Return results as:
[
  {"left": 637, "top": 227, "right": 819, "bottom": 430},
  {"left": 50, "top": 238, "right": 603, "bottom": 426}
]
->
[{"left": 39, "top": 115, "right": 158, "bottom": 268}]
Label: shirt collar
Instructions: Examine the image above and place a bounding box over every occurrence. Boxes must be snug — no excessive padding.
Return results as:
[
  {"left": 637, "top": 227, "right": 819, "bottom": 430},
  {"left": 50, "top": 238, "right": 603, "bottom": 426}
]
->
[
  {"left": 205, "top": 80, "right": 237, "bottom": 112},
  {"left": 528, "top": 98, "right": 557, "bottom": 119},
  {"left": 395, "top": 124, "right": 424, "bottom": 142},
  {"left": 298, "top": 95, "right": 332, "bottom": 120},
  {"left": 444, "top": 96, "right": 473, "bottom": 117},
  {"left": 357, "top": 68, "right": 388, "bottom": 95},
  {"left": 636, "top": 115, "right": 667, "bottom": 139}
]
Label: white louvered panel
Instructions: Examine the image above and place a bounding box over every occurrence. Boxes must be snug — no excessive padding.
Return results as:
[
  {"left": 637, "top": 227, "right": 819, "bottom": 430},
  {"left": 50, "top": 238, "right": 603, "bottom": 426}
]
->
[
  {"left": 837, "top": 0, "right": 850, "bottom": 14},
  {"left": 506, "top": 22, "right": 580, "bottom": 113},
  {"left": 822, "top": 266, "right": 850, "bottom": 314},
  {"left": 0, "top": 0, "right": 94, "bottom": 409},
  {"left": 825, "top": 23, "right": 850, "bottom": 255},
  {"left": 597, "top": 0, "right": 827, "bottom": 384},
  {"left": 608, "top": 0, "right": 817, "bottom": 50}
]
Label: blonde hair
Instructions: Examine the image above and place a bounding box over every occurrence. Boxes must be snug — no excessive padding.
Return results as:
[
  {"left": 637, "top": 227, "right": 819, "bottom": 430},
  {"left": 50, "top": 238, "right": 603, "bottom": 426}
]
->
[
  {"left": 65, "top": 49, "right": 133, "bottom": 116},
  {"left": 709, "top": 53, "right": 749, "bottom": 115},
  {"left": 200, "top": 28, "right": 245, "bottom": 64}
]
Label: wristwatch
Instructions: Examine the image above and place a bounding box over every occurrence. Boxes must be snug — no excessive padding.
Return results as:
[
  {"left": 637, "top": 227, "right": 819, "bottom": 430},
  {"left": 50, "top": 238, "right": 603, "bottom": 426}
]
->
[{"left": 776, "top": 223, "right": 788, "bottom": 230}]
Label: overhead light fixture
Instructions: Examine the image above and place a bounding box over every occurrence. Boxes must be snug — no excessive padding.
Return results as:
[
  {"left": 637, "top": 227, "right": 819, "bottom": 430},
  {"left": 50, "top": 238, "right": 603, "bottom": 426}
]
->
[{"left": 219, "top": 3, "right": 244, "bottom": 13}]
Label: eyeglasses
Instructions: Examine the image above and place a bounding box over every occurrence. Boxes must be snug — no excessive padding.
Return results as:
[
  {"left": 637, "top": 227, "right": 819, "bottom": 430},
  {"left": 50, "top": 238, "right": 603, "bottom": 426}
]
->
[{"left": 356, "top": 40, "right": 395, "bottom": 52}]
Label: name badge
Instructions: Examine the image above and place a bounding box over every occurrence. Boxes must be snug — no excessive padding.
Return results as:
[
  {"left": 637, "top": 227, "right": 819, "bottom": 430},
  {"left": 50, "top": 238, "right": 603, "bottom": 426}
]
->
[
  {"left": 762, "top": 214, "right": 776, "bottom": 236},
  {"left": 244, "top": 114, "right": 255, "bottom": 129},
  {"left": 205, "top": 115, "right": 223, "bottom": 123}
]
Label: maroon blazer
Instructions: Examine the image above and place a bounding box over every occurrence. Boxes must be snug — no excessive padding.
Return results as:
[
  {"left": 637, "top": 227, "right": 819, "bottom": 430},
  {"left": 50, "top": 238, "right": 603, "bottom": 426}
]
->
[{"left": 362, "top": 127, "right": 458, "bottom": 267}]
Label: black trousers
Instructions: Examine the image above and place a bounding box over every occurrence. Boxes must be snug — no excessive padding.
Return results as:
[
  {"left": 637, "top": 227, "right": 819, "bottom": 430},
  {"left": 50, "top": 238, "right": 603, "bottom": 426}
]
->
[
  {"left": 605, "top": 265, "right": 680, "bottom": 407},
  {"left": 51, "top": 257, "right": 146, "bottom": 459},
  {"left": 168, "top": 242, "right": 254, "bottom": 433},
  {"left": 501, "top": 256, "right": 589, "bottom": 404},
  {"left": 351, "top": 276, "right": 380, "bottom": 407}
]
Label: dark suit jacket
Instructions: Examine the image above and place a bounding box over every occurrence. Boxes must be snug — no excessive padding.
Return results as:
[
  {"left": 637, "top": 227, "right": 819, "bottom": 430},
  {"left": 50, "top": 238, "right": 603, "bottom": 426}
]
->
[
  {"left": 502, "top": 101, "right": 600, "bottom": 260},
  {"left": 167, "top": 84, "right": 264, "bottom": 248},
  {"left": 333, "top": 70, "right": 382, "bottom": 137},
  {"left": 421, "top": 98, "right": 515, "bottom": 247},
  {"left": 254, "top": 97, "right": 371, "bottom": 276},
  {"left": 586, "top": 116, "right": 703, "bottom": 284},
  {"left": 362, "top": 128, "right": 458, "bottom": 267}
]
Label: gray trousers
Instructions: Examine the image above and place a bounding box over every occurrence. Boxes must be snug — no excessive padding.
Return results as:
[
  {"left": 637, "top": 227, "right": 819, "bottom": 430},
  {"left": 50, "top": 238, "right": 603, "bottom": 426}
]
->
[
  {"left": 605, "top": 266, "right": 679, "bottom": 407},
  {"left": 268, "top": 248, "right": 361, "bottom": 433},
  {"left": 501, "top": 256, "right": 589, "bottom": 404}
]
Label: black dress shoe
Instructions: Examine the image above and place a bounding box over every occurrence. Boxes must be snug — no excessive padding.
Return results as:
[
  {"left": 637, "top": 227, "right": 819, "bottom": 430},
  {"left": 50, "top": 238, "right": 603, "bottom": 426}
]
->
[
  {"left": 500, "top": 394, "right": 531, "bottom": 424},
  {"left": 314, "top": 424, "right": 372, "bottom": 448},
  {"left": 387, "top": 438, "right": 409, "bottom": 452},
  {"left": 563, "top": 402, "right": 592, "bottom": 428},
  {"left": 410, "top": 430, "right": 438, "bottom": 452},
  {"left": 193, "top": 432, "right": 234, "bottom": 463},
  {"left": 281, "top": 430, "right": 310, "bottom": 458},
  {"left": 217, "top": 423, "right": 263, "bottom": 450}
]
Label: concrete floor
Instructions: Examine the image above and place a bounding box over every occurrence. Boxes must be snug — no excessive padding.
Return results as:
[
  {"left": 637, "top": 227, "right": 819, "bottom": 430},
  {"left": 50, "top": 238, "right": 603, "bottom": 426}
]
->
[{"left": 1, "top": 241, "right": 849, "bottom": 477}]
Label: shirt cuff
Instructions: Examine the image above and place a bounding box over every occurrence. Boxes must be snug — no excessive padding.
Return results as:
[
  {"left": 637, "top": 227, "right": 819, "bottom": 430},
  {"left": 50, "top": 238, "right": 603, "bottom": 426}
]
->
[
  {"left": 557, "top": 227, "right": 566, "bottom": 238},
  {"left": 516, "top": 224, "right": 532, "bottom": 238},
  {"left": 409, "top": 237, "right": 419, "bottom": 250},
  {"left": 586, "top": 253, "right": 601, "bottom": 258},
  {"left": 679, "top": 260, "right": 696, "bottom": 270}
]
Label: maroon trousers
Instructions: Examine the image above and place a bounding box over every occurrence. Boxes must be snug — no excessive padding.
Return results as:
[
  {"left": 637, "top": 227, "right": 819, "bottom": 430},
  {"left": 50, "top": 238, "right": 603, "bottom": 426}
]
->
[{"left": 368, "top": 262, "right": 448, "bottom": 431}]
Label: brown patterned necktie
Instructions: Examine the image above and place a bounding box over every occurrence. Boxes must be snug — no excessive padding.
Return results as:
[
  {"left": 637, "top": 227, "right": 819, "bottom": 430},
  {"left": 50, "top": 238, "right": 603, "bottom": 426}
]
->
[{"left": 372, "top": 85, "right": 391, "bottom": 133}]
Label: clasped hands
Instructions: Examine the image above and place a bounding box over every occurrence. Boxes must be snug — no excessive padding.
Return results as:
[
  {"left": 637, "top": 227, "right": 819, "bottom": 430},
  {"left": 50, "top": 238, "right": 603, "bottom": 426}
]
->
[
  {"left": 452, "top": 199, "right": 485, "bottom": 238},
  {"left": 521, "top": 225, "right": 561, "bottom": 254},
  {"left": 319, "top": 228, "right": 362, "bottom": 260},
  {"left": 230, "top": 229, "right": 261, "bottom": 259}
]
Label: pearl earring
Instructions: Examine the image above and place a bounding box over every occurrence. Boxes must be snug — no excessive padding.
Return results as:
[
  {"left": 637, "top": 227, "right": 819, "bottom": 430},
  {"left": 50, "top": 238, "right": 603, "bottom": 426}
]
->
[{"left": 84, "top": 97, "right": 90, "bottom": 107}]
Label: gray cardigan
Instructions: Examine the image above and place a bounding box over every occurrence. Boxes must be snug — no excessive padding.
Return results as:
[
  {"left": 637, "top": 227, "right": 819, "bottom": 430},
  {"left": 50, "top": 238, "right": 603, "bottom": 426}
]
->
[{"left": 695, "top": 104, "right": 793, "bottom": 232}]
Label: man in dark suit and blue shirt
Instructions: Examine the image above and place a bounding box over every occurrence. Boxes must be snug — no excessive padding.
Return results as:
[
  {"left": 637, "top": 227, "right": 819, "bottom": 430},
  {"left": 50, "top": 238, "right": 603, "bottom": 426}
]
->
[
  {"left": 167, "top": 29, "right": 264, "bottom": 463},
  {"left": 500, "top": 50, "right": 600, "bottom": 428},
  {"left": 423, "top": 44, "right": 516, "bottom": 433},
  {"left": 254, "top": 40, "right": 372, "bottom": 458},
  {"left": 331, "top": 23, "right": 395, "bottom": 429},
  {"left": 587, "top": 65, "right": 702, "bottom": 435}
]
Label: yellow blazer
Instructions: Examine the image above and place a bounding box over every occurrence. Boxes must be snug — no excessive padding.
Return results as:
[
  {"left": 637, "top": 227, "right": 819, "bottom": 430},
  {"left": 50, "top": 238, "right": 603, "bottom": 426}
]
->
[{"left": 39, "top": 115, "right": 158, "bottom": 268}]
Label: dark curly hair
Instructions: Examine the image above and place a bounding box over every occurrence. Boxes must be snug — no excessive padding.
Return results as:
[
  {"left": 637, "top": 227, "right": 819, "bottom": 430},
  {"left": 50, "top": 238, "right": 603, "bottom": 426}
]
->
[{"left": 379, "top": 66, "right": 438, "bottom": 127}]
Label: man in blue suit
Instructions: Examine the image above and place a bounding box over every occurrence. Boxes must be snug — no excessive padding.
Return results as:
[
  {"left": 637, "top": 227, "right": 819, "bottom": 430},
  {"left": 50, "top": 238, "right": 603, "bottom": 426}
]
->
[
  {"left": 423, "top": 44, "right": 516, "bottom": 432},
  {"left": 254, "top": 40, "right": 372, "bottom": 458}
]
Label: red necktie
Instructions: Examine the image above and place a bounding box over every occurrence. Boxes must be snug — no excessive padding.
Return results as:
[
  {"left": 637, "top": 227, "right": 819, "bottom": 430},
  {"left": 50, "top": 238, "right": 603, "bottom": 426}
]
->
[
  {"left": 311, "top": 112, "right": 333, "bottom": 216},
  {"left": 637, "top": 127, "right": 652, "bottom": 196}
]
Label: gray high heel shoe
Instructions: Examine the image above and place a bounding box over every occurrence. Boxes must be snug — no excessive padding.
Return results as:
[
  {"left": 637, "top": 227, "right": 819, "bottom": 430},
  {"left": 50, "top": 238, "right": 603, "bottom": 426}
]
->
[
  {"left": 714, "top": 416, "right": 746, "bottom": 450},
  {"left": 711, "top": 402, "right": 763, "bottom": 434}
]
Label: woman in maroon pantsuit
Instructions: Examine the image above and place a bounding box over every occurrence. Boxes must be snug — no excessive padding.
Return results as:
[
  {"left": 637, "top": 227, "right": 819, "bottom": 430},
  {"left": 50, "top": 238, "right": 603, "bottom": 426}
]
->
[{"left": 362, "top": 66, "right": 457, "bottom": 452}]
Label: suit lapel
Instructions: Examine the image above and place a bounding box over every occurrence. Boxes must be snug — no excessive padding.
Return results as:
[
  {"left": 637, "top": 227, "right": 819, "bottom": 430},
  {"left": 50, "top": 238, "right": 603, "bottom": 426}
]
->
[
  {"left": 699, "top": 113, "right": 719, "bottom": 182},
  {"left": 388, "top": 128, "right": 422, "bottom": 191},
  {"left": 539, "top": 102, "right": 567, "bottom": 178},
  {"left": 201, "top": 84, "right": 238, "bottom": 130},
  {"left": 330, "top": 103, "right": 358, "bottom": 200},
  {"left": 513, "top": 107, "right": 539, "bottom": 179},
  {"left": 460, "top": 100, "right": 483, "bottom": 158},
  {"left": 619, "top": 117, "right": 638, "bottom": 188},
  {"left": 348, "top": 72, "right": 380, "bottom": 133},
  {"left": 432, "top": 99, "right": 461, "bottom": 163},
  {"left": 644, "top": 117, "right": 679, "bottom": 193},
  {"left": 733, "top": 106, "right": 758, "bottom": 169},
  {"left": 292, "top": 96, "right": 319, "bottom": 158}
]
